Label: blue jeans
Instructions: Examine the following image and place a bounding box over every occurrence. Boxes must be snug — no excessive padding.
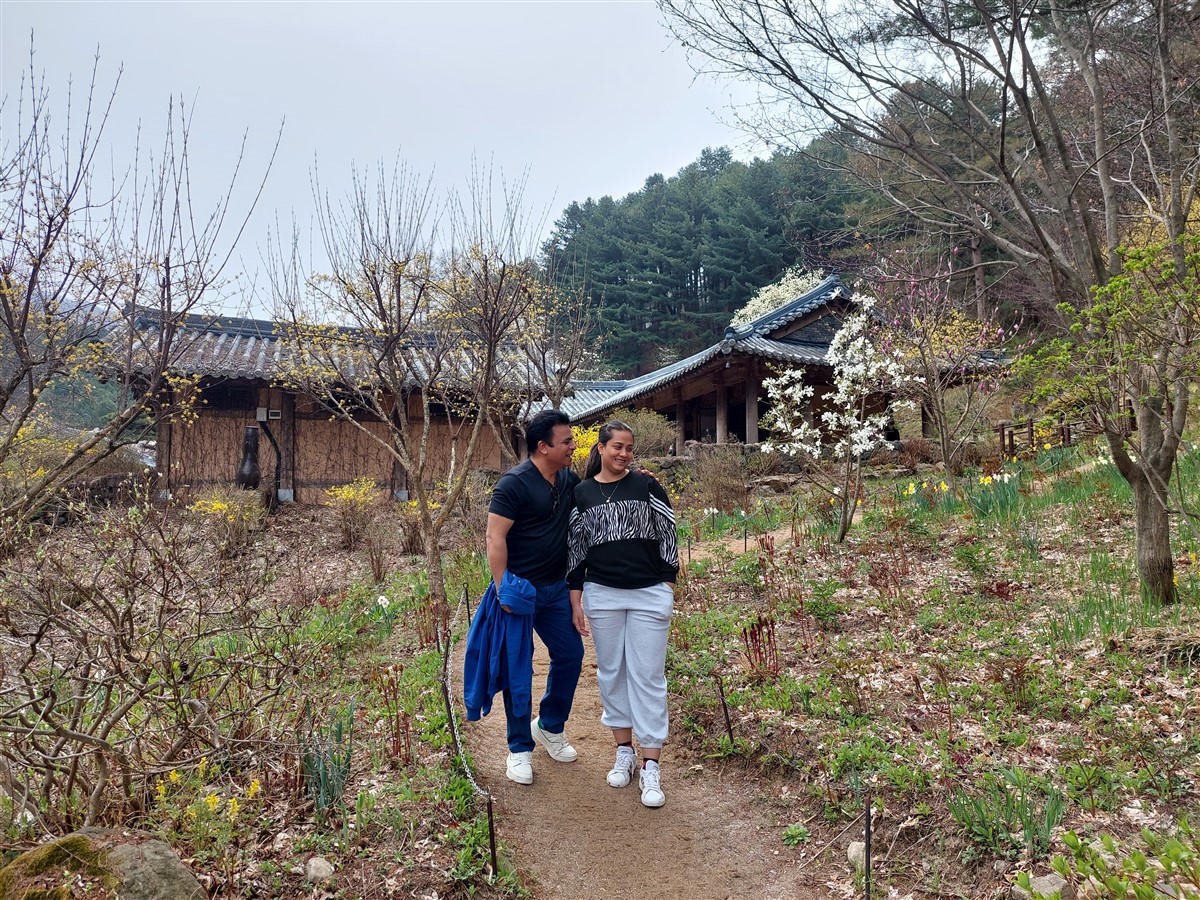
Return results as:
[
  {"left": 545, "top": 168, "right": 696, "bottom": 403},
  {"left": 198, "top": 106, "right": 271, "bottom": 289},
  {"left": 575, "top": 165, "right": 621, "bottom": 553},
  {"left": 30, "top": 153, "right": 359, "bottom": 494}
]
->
[{"left": 503, "top": 579, "right": 584, "bottom": 752}]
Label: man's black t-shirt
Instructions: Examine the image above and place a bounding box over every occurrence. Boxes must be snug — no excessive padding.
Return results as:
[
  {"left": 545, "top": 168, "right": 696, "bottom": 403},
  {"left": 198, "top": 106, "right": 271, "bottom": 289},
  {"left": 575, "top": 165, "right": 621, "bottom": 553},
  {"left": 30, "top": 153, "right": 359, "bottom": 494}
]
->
[{"left": 489, "top": 459, "right": 581, "bottom": 587}]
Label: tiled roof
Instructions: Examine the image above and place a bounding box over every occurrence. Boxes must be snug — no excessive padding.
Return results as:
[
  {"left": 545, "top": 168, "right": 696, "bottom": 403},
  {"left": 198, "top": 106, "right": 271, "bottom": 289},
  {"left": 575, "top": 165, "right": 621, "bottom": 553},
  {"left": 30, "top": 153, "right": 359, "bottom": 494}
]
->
[
  {"left": 125, "top": 311, "right": 299, "bottom": 381},
  {"left": 124, "top": 310, "right": 500, "bottom": 387},
  {"left": 558, "top": 275, "right": 846, "bottom": 422}
]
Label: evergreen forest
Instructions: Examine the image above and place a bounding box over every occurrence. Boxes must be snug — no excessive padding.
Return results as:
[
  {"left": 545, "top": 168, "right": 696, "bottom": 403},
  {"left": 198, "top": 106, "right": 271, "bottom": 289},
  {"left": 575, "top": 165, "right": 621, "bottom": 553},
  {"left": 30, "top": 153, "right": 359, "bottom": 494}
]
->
[{"left": 540, "top": 141, "right": 880, "bottom": 376}]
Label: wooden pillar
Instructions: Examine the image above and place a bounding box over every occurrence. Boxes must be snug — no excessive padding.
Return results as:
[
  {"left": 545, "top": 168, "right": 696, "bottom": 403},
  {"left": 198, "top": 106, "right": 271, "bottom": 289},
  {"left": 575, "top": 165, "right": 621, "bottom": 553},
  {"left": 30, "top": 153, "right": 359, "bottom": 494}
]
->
[
  {"left": 744, "top": 368, "right": 759, "bottom": 444},
  {"left": 674, "top": 387, "right": 686, "bottom": 456},
  {"left": 715, "top": 383, "right": 729, "bottom": 444},
  {"left": 154, "top": 388, "right": 174, "bottom": 501},
  {"left": 277, "top": 391, "right": 296, "bottom": 502}
]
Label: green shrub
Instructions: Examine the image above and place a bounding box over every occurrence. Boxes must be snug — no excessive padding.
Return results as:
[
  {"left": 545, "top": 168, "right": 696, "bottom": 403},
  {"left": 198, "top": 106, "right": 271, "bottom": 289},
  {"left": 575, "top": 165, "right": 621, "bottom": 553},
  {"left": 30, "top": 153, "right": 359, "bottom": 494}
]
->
[{"left": 1017, "top": 821, "right": 1200, "bottom": 899}]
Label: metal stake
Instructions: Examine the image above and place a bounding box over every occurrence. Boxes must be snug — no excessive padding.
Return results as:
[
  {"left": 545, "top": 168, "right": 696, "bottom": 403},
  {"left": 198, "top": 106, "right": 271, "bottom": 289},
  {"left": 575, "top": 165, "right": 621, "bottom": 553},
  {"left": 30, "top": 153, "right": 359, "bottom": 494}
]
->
[
  {"left": 487, "top": 795, "right": 498, "bottom": 876},
  {"left": 864, "top": 792, "right": 872, "bottom": 900}
]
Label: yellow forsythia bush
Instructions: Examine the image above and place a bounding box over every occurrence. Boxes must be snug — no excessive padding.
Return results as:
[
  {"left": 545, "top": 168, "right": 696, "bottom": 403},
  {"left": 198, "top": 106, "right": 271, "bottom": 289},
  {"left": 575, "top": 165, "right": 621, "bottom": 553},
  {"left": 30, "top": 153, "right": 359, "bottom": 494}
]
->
[
  {"left": 189, "top": 487, "right": 265, "bottom": 557},
  {"left": 325, "top": 477, "right": 380, "bottom": 549}
]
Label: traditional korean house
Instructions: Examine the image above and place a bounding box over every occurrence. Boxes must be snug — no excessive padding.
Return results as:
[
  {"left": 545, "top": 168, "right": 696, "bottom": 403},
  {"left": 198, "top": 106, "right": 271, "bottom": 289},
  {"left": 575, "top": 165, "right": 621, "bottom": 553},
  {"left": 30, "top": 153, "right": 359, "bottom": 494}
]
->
[
  {"left": 125, "top": 311, "right": 510, "bottom": 502},
  {"left": 126, "top": 275, "right": 868, "bottom": 501},
  {"left": 561, "top": 274, "right": 852, "bottom": 450}
]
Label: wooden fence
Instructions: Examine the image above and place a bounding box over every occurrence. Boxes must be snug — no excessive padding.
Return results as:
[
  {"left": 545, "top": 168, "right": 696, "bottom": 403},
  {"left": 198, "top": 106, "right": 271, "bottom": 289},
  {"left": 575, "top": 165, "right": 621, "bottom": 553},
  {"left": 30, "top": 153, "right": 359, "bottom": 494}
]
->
[{"left": 994, "top": 417, "right": 1089, "bottom": 456}]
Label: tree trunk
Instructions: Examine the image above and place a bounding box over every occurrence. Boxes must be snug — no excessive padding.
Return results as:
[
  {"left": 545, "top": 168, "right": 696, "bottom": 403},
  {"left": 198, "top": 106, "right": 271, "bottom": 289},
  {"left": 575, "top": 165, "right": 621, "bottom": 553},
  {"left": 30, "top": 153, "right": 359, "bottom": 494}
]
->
[
  {"left": 422, "top": 527, "right": 448, "bottom": 608},
  {"left": 1108, "top": 389, "right": 1182, "bottom": 606},
  {"left": 1131, "top": 474, "right": 1177, "bottom": 605},
  {"left": 971, "top": 232, "right": 986, "bottom": 321}
]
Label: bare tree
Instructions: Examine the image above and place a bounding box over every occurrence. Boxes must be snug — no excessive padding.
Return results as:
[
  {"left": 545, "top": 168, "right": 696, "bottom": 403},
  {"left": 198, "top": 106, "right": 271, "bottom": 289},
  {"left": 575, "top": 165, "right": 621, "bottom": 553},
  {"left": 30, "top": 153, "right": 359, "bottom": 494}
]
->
[
  {"left": 659, "top": 0, "right": 1200, "bottom": 602},
  {"left": 870, "top": 252, "right": 1018, "bottom": 483},
  {"left": 0, "top": 47, "right": 275, "bottom": 540},
  {"left": 271, "top": 160, "right": 541, "bottom": 616}
]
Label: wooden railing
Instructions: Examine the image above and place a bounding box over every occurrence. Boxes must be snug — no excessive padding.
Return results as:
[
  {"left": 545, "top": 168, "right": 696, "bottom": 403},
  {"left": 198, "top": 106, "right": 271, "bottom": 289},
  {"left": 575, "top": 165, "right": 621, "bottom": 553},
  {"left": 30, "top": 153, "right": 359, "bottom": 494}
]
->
[{"left": 994, "top": 417, "right": 1087, "bottom": 456}]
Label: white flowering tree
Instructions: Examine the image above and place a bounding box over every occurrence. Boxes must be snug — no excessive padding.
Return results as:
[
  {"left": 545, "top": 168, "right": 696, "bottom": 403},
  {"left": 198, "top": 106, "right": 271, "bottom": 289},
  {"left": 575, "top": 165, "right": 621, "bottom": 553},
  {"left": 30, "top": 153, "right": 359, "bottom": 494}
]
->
[
  {"left": 762, "top": 297, "right": 915, "bottom": 541},
  {"left": 729, "top": 266, "right": 826, "bottom": 327}
]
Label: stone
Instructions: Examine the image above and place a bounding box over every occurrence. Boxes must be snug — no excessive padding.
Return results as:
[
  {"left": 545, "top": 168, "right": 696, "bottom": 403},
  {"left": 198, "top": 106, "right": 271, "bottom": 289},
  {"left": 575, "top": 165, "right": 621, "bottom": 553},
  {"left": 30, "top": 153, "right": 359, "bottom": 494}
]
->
[
  {"left": 846, "top": 840, "right": 866, "bottom": 871},
  {"left": 1011, "top": 872, "right": 1075, "bottom": 900},
  {"left": 0, "top": 827, "right": 204, "bottom": 900},
  {"left": 306, "top": 856, "right": 335, "bottom": 883},
  {"left": 752, "top": 475, "right": 801, "bottom": 493}
]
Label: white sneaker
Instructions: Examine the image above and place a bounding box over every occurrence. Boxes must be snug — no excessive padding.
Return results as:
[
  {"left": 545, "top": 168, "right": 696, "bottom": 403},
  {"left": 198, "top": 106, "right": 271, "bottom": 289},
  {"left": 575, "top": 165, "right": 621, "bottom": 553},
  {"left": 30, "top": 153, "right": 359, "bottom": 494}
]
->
[
  {"left": 506, "top": 751, "right": 533, "bottom": 785},
  {"left": 607, "top": 745, "right": 637, "bottom": 788},
  {"left": 532, "top": 717, "right": 578, "bottom": 762},
  {"left": 639, "top": 760, "right": 665, "bottom": 808}
]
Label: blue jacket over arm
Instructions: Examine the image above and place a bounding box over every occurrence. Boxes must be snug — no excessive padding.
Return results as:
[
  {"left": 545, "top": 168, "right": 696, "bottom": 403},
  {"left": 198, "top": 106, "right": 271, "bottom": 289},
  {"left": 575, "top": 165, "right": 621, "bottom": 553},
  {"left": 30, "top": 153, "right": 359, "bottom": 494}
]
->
[{"left": 463, "top": 571, "right": 536, "bottom": 721}]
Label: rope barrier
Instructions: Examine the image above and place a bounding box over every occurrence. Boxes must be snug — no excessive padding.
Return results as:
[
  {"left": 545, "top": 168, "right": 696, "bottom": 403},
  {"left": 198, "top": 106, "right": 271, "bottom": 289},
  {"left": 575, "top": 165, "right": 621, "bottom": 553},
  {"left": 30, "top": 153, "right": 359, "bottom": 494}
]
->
[{"left": 438, "top": 582, "right": 499, "bottom": 876}]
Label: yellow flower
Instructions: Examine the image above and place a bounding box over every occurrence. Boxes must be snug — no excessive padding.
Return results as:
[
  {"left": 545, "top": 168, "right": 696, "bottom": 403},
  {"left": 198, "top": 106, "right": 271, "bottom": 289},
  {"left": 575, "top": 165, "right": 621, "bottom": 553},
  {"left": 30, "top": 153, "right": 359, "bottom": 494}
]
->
[
  {"left": 829, "top": 497, "right": 836, "bottom": 505},
  {"left": 938, "top": 481, "right": 948, "bottom": 492},
  {"left": 247, "top": 778, "right": 261, "bottom": 799},
  {"left": 227, "top": 797, "right": 240, "bottom": 821},
  {"left": 204, "top": 792, "right": 221, "bottom": 813},
  {"left": 168, "top": 770, "right": 180, "bottom": 783},
  {"left": 155, "top": 781, "right": 167, "bottom": 800},
  {"left": 198, "top": 757, "right": 208, "bottom": 777},
  {"left": 1043, "top": 442, "right": 1051, "bottom": 450}
]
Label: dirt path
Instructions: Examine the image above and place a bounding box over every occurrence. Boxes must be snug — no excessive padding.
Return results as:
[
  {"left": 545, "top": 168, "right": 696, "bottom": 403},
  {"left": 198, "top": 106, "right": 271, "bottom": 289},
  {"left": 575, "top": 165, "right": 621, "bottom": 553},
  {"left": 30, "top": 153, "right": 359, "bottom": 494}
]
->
[{"left": 461, "top": 636, "right": 825, "bottom": 899}]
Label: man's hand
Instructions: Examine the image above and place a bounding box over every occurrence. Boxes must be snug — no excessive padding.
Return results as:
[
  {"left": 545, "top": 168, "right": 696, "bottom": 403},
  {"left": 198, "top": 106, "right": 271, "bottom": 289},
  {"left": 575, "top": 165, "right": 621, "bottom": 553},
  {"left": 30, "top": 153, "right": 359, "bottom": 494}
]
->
[{"left": 486, "top": 512, "right": 514, "bottom": 605}]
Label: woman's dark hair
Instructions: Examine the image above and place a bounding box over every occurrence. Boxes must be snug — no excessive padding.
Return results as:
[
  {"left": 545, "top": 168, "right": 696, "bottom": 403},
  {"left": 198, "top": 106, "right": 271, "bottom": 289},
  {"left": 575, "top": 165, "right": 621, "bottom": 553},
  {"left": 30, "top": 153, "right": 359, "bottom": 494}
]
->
[
  {"left": 584, "top": 420, "right": 634, "bottom": 479},
  {"left": 526, "top": 409, "right": 571, "bottom": 456}
]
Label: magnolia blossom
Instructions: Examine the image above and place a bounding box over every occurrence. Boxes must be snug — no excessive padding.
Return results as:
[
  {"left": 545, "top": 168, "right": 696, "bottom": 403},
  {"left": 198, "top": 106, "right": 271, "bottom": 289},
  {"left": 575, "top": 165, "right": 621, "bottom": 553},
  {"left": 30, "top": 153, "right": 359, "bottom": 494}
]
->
[{"left": 763, "top": 301, "right": 915, "bottom": 462}]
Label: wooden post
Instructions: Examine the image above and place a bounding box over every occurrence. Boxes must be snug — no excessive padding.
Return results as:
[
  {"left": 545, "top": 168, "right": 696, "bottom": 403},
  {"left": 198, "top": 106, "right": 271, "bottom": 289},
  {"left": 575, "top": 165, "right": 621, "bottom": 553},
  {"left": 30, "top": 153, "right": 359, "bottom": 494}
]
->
[
  {"left": 155, "top": 386, "right": 174, "bottom": 501},
  {"left": 744, "top": 362, "right": 759, "bottom": 444},
  {"left": 277, "top": 392, "right": 295, "bottom": 501},
  {"left": 674, "top": 386, "right": 686, "bottom": 456},
  {"left": 715, "top": 383, "right": 729, "bottom": 444}
]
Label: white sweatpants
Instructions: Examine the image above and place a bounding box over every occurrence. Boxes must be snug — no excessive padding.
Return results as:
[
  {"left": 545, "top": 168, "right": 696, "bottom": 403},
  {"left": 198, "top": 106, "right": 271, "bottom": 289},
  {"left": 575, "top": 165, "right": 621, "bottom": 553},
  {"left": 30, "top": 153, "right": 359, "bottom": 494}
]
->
[{"left": 582, "top": 581, "right": 673, "bottom": 749}]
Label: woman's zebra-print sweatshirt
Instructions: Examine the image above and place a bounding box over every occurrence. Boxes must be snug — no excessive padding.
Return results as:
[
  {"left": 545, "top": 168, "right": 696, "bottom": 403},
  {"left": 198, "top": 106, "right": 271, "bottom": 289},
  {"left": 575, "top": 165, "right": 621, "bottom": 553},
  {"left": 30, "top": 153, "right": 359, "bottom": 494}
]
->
[{"left": 567, "top": 471, "right": 679, "bottom": 591}]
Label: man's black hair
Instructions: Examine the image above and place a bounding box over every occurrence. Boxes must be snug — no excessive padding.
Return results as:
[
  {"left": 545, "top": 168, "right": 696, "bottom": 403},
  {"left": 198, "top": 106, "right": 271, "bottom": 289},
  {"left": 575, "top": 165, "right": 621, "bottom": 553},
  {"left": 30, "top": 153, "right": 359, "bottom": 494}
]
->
[{"left": 526, "top": 409, "right": 571, "bottom": 456}]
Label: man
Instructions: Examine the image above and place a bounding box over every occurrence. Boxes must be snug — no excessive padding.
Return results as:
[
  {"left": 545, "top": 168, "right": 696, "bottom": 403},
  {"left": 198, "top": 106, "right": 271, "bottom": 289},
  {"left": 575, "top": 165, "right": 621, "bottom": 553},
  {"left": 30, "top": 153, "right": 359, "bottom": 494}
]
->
[{"left": 485, "top": 409, "right": 585, "bottom": 784}]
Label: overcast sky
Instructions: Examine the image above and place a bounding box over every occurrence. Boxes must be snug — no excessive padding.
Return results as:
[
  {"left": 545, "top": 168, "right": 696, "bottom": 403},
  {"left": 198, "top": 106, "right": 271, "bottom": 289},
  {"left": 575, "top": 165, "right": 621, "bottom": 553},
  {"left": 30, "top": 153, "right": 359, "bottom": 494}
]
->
[{"left": 1, "top": 1, "right": 766, "bottom": 314}]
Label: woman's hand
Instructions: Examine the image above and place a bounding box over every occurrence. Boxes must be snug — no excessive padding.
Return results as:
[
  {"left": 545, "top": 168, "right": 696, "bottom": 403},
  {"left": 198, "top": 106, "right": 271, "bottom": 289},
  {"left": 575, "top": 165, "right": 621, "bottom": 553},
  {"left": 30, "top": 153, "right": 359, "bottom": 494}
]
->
[{"left": 570, "top": 590, "right": 589, "bottom": 636}]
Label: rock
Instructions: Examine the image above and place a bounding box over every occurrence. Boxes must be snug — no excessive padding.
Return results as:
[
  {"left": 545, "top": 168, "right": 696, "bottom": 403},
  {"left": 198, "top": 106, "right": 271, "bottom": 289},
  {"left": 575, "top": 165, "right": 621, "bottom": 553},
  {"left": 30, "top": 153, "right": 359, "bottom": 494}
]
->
[
  {"left": 306, "top": 856, "right": 335, "bottom": 883},
  {"left": 272, "top": 830, "right": 293, "bottom": 854},
  {"left": 994, "top": 860, "right": 1011, "bottom": 874},
  {"left": 847, "top": 840, "right": 866, "bottom": 871},
  {"left": 1011, "top": 872, "right": 1075, "bottom": 899},
  {"left": 751, "top": 475, "right": 801, "bottom": 493},
  {"left": 0, "top": 826, "right": 204, "bottom": 900}
]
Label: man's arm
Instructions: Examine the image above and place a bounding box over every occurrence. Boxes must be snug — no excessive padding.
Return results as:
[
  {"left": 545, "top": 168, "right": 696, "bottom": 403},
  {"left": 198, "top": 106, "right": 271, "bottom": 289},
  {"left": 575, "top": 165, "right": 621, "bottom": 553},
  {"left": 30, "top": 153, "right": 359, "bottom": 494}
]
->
[{"left": 485, "top": 512, "right": 514, "bottom": 592}]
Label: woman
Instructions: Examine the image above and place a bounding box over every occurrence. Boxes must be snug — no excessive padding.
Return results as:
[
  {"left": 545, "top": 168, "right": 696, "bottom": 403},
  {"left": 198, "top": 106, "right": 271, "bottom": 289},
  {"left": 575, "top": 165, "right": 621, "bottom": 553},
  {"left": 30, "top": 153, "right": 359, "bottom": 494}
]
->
[{"left": 567, "top": 420, "right": 679, "bottom": 808}]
